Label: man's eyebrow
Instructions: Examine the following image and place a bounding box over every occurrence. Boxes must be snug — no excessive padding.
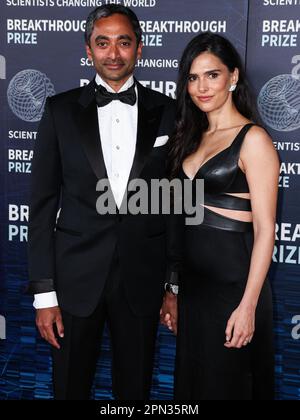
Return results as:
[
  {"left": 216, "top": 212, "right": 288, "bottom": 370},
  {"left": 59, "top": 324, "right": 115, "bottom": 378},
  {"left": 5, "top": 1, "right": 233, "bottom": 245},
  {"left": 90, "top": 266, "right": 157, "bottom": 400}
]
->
[
  {"left": 94, "top": 34, "right": 133, "bottom": 42},
  {"left": 95, "top": 35, "right": 109, "bottom": 42},
  {"left": 118, "top": 35, "right": 133, "bottom": 41}
]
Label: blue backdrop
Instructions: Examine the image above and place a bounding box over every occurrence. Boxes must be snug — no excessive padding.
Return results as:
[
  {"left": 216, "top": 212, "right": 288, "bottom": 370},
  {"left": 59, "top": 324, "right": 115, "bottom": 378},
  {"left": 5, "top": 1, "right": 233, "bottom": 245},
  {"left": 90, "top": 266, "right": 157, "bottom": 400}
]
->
[{"left": 0, "top": 0, "right": 299, "bottom": 400}]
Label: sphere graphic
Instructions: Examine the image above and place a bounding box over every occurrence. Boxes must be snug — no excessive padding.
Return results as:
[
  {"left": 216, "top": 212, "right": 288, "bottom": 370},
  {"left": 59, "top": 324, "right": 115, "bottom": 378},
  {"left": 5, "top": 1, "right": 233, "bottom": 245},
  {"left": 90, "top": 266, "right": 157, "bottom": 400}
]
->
[
  {"left": 257, "top": 74, "right": 300, "bottom": 132},
  {"left": 7, "top": 69, "right": 55, "bottom": 122}
]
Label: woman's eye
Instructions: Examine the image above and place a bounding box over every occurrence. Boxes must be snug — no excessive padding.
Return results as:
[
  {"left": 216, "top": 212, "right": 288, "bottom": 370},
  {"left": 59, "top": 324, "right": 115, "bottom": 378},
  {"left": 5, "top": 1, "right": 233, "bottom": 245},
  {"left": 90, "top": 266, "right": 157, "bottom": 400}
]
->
[
  {"left": 188, "top": 75, "right": 197, "bottom": 82},
  {"left": 208, "top": 73, "right": 219, "bottom": 79}
]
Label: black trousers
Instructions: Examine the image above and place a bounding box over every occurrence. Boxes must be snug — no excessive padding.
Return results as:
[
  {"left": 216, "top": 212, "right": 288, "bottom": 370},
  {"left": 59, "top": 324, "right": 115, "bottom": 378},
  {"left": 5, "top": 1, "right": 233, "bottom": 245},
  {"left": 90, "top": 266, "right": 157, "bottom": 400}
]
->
[{"left": 52, "top": 254, "right": 160, "bottom": 400}]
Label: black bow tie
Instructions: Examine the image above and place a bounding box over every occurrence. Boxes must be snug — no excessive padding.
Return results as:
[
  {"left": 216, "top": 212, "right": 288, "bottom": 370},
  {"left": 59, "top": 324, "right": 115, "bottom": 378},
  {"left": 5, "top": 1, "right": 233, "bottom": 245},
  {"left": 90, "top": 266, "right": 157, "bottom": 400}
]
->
[{"left": 95, "top": 83, "right": 137, "bottom": 107}]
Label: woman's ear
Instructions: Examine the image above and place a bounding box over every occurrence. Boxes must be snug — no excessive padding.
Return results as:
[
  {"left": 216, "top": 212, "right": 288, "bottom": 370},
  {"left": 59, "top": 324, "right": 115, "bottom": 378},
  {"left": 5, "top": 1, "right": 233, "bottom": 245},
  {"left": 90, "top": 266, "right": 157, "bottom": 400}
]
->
[{"left": 232, "top": 68, "right": 239, "bottom": 86}]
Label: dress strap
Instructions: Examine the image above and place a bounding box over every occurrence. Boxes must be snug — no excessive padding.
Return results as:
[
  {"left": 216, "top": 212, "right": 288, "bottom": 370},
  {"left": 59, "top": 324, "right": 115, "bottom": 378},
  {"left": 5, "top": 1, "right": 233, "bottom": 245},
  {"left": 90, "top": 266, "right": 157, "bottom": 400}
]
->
[
  {"left": 230, "top": 123, "right": 256, "bottom": 154},
  {"left": 201, "top": 207, "right": 253, "bottom": 233},
  {"left": 205, "top": 193, "right": 252, "bottom": 211}
]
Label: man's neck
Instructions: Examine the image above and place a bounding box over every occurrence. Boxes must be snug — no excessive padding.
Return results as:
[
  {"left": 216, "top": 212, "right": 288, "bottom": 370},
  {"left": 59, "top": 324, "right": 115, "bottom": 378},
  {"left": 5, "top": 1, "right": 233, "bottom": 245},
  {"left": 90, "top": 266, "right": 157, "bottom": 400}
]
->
[{"left": 95, "top": 74, "right": 135, "bottom": 93}]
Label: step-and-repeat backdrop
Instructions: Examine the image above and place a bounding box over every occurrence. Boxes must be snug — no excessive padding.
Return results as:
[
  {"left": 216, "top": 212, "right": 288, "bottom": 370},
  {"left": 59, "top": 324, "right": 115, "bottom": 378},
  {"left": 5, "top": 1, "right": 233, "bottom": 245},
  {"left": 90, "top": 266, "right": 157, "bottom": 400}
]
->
[{"left": 0, "top": 0, "right": 299, "bottom": 400}]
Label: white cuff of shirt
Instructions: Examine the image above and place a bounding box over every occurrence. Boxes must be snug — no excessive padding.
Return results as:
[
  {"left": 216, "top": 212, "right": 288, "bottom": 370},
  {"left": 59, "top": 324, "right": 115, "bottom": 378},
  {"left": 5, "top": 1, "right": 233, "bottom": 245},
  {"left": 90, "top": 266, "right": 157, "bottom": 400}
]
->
[{"left": 33, "top": 291, "right": 58, "bottom": 309}]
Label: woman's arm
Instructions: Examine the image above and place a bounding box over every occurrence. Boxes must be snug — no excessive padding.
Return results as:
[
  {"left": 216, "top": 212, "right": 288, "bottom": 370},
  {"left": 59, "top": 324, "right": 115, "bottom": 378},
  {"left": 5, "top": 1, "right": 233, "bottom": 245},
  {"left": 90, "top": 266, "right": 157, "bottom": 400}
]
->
[{"left": 225, "top": 125, "right": 280, "bottom": 349}]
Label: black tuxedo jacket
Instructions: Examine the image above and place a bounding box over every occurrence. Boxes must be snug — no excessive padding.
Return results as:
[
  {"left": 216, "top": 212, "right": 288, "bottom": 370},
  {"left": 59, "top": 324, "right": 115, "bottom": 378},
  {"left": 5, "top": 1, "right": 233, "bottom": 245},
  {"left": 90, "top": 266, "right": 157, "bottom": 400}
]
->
[{"left": 28, "top": 79, "right": 181, "bottom": 317}]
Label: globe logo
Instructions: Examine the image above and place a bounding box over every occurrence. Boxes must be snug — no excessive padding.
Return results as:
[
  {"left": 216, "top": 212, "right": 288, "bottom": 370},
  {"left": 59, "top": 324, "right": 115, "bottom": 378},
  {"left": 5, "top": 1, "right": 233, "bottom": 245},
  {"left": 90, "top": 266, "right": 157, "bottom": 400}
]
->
[
  {"left": 257, "top": 74, "right": 300, "bottom": 132},
  {"left": 7, "top": 69, "right": 55, "bottom": 122}
]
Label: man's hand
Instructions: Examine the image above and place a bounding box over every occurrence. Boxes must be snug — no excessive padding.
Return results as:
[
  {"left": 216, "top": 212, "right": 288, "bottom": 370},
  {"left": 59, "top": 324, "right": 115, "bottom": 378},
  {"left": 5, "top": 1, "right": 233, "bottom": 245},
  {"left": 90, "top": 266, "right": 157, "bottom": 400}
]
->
[
  {"left": 36, "top": 306, "right": 64, "bottom": 349},
  {"left": 160, "top": 292, "right": 178, "bottom": 335}
]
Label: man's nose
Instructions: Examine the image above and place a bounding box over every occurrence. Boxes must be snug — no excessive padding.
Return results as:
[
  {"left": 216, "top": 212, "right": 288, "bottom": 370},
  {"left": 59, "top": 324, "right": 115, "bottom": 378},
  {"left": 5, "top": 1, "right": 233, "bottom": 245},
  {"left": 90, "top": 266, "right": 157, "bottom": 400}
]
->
[{"left": 108, "top": 44, "right": 120, "bottom": 60}]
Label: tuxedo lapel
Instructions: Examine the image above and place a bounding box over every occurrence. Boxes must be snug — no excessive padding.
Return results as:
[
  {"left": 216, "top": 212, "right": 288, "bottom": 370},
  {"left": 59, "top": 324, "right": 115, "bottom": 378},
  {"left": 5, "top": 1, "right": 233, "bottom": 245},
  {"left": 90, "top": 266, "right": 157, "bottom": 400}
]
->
[
  {"left": 75, "top": 80, "right": 106, "bottom": 180},
  {"left": 127, "top": 82, "right": 163, "bottom": 183},
  {"left": 118, "top": 83, "right": 164, "bottom": 212},
  {"left": 75, "top": 80, "right": 162, "bottom": 183},
  {"left": 75, "top": 79, "right": 163, "bottom": 212}
]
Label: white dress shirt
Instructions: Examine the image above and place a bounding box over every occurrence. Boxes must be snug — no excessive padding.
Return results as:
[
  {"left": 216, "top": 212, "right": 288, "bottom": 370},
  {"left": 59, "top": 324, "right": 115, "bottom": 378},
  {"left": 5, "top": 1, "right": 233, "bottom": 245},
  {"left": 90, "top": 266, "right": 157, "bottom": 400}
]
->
[
  {"left": 34, "top": 74, "right": 138, "bottom": 309},
  {"left": 96, "top": 73, "right": 138, "bottom": 209}
]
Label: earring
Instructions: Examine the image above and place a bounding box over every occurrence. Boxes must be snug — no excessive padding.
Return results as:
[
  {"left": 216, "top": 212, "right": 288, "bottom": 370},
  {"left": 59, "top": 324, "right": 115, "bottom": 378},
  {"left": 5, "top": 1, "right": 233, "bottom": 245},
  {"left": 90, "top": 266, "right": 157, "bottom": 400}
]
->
[{"left": 229, "top": 84, "right": 237, "bottom": 92}]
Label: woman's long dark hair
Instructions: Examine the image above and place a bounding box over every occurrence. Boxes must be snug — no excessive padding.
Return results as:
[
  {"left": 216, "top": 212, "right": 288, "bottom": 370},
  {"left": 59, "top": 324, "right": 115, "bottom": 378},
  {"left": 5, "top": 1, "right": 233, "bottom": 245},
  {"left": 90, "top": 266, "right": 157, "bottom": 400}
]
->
[{"left": 168, "top": 32, "right": 258, "bottom": 178}]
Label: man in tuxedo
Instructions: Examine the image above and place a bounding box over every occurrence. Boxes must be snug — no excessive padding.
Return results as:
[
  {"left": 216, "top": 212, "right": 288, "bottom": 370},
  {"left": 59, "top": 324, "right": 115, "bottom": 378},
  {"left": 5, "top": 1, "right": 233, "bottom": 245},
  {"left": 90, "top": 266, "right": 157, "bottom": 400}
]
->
[{"left": 27, "top": 5, "right": 179, "bottom": 400}]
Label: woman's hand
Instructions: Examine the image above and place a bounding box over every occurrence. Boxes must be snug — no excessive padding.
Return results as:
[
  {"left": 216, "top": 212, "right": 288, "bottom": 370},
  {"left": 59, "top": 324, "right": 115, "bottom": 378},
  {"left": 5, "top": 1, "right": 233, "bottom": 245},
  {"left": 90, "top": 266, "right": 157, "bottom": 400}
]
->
[{"left": 224, "top": 303, "right": 256, "bottom": 349}]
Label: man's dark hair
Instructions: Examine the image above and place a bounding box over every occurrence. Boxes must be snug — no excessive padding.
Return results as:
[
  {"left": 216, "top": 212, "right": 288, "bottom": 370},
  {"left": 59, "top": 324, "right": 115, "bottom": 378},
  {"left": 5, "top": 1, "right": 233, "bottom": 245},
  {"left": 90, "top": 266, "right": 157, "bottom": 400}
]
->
[{"left": 85, "top": 4, "right": 142, "bottom": 47}]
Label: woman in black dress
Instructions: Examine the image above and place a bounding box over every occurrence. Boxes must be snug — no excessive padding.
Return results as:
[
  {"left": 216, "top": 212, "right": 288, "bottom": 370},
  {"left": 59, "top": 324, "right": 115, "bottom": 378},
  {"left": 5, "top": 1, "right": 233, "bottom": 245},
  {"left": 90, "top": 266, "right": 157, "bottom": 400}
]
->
[{"left": 163, "top": 33, "right": 280, "bottom": 400}]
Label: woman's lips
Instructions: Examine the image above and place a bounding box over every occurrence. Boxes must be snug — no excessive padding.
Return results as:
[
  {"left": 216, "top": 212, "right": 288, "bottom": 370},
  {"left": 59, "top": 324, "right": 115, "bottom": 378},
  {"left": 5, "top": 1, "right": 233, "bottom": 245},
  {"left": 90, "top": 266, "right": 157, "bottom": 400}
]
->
[{"left": 197, "top": 96, "right": 213, "bottom": 102}]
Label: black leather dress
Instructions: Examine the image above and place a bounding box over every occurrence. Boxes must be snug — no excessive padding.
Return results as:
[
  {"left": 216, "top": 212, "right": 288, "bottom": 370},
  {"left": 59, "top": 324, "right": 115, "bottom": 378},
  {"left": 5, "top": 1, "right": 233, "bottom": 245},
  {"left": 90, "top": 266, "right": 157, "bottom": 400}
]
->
[{"left": 175, "top": 124, "right": 274, "bottom": 400}]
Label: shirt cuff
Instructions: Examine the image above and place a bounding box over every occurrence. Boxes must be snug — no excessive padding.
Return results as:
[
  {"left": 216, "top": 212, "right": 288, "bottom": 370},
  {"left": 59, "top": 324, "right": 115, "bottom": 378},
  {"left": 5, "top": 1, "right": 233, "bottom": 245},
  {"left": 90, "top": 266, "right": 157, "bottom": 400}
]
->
[
  {"left": 33, "top": 292, "right": 58, "bottom": 309},
  {"left": 166, "top": 270, "right": 179, "bottom": 285}
]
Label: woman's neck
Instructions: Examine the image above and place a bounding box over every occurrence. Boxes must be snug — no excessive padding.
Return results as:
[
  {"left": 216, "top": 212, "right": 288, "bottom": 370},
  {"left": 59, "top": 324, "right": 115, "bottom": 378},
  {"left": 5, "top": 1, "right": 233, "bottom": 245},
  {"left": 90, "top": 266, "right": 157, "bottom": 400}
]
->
[{"left": 206, "top": 104, "right": 243, "bottom": 133}]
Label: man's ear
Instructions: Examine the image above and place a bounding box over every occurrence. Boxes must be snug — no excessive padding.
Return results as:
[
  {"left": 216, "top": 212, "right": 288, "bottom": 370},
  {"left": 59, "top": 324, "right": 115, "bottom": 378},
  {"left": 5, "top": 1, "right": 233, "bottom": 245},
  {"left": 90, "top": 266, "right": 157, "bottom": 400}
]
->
[
  {"left": 86, "top": 44, "right": 93, "bottom": 61},
  {"left": 136, "top": 42, "right": 143, "bottom": 61}
]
